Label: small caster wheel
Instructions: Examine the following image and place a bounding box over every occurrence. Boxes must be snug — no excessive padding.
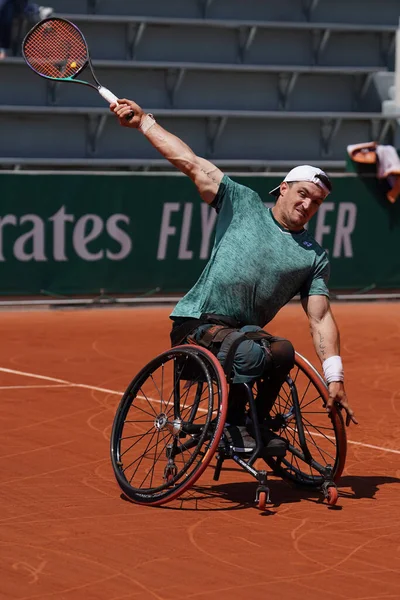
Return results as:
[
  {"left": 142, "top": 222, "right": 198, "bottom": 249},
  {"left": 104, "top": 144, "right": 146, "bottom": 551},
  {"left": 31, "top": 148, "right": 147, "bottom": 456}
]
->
[
  {"left": 321, "top": 480, "right": 339, "bottom": 506},
  {"left": 164, "top": 464, "right": 177, "bottom": 484},
  {"left": 257, "top": 491, "right": 267, "bottom": 511},
  {"left": 326, "top": 485, "right": 338, "bottom": 506},
  {"left": 255, "top": 485, "right": 270, "bottom": 510}
]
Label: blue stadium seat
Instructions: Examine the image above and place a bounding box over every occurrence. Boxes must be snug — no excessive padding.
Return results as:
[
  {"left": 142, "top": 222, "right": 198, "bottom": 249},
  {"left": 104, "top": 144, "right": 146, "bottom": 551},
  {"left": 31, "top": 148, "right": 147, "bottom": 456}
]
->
[{"left": 1, "top": 0, "right": 398, "bottom": 170}]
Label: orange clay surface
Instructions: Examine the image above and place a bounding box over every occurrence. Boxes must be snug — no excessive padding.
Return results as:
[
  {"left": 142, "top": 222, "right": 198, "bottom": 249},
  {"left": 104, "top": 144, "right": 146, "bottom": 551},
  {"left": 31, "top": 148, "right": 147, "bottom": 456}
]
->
[{"left": 0, "top": 302, "right": 399, "bottom": 600}]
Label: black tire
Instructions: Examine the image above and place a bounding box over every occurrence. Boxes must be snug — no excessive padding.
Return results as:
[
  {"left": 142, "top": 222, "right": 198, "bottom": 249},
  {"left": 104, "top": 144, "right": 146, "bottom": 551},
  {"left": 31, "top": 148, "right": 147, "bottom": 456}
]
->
[
  {"left": 264, "top": 352, "right": 347, "bottom": 487},
  {"left": 110, "top": 345, "right": 228, "bottom": 506}
]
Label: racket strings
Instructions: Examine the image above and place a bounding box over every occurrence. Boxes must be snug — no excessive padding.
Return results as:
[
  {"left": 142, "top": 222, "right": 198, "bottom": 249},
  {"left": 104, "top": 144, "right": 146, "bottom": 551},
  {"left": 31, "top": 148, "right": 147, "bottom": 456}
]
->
[{"left": 23, "top": 19, "right": 88, "bottom": 79}]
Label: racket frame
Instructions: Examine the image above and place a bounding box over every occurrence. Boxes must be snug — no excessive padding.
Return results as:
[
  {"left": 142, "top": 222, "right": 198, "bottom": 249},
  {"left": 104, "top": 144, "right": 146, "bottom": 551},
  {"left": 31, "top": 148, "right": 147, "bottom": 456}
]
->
[{"left": 22, "top": 17, "right": 121, "bottom": 105}]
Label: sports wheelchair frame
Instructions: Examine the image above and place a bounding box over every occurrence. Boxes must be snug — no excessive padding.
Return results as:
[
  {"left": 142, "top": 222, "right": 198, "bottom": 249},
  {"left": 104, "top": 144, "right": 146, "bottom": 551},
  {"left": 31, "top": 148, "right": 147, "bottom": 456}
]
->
[{"left": 110, "top": 345, "right": 346, "bottom": 510}]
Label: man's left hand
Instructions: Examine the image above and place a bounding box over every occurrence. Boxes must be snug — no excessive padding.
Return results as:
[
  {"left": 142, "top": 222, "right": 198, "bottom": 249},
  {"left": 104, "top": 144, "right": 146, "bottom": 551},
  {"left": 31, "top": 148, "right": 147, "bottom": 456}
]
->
[{"left": 326, "top": 381, "right": 358, "bottom": 426}]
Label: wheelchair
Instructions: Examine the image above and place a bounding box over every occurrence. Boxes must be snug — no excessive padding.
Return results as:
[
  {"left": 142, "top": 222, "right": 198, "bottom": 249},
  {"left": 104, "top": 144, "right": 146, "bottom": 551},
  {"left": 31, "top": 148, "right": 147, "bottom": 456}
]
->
[{"left": 110, "top": 344, "right": 347, "bottom": 510}]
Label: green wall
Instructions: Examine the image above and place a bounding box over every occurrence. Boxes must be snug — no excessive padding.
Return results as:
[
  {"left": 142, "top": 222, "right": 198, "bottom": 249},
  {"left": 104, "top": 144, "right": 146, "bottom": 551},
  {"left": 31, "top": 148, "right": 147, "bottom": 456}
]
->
[{"left": 0, "top": 173, "right": 399, "bottom": 295}]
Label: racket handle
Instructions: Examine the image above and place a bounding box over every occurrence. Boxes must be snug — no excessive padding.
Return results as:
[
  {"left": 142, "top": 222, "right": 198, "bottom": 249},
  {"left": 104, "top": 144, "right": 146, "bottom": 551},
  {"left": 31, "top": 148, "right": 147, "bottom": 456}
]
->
[
  {"left": 98, "top": 86, "right": 119, "bottom": 105},
  {"left": 98, "top": 86, "right": 135, "bottom": 122}
]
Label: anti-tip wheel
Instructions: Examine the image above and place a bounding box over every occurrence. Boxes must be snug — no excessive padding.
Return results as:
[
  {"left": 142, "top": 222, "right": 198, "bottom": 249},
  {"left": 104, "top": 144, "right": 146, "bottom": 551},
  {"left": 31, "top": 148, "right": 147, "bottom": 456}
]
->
[
  {"left": 257, "top": 491, "right": 267, "bottom": 511},
  {"left": 326, "top": 485, "right": 339, "bottom": 506}
]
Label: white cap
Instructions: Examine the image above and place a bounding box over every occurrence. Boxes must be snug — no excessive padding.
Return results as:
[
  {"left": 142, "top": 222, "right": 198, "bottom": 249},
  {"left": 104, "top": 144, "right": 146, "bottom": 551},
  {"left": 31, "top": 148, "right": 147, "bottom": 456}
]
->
[{"left": 269, "top": 165, "right": 331, "bottom": 197}]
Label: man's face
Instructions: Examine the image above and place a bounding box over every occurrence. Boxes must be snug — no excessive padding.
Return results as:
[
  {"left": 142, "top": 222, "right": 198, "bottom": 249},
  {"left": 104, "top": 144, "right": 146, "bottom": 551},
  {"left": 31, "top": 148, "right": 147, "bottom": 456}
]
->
[{"left": 277, "top": 181, "right": 327, "bottom": 230}]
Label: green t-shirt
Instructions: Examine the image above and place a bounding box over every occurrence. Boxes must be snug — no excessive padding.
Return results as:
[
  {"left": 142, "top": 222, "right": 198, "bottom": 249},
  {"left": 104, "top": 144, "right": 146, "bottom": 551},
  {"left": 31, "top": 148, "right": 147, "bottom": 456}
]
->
[{"left": 171, "top": 175, "right": 330, "bottom": 327}]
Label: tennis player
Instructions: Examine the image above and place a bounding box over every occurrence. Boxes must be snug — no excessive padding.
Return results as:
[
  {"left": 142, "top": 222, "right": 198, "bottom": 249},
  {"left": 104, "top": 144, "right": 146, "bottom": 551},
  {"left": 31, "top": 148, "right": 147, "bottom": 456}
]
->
[{"left": 110, "top": 99, "right": 358, "bottom": 455}]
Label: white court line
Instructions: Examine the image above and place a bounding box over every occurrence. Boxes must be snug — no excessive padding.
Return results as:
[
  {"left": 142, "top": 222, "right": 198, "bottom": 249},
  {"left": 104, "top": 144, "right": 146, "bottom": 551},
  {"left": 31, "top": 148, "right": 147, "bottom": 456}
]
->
[
  {"left": 286, "top": 426, "right": 400, "bottom": 456},
  {"left": 1, "top": 366, "right": 399, "bottom": 456},
  {"left": 0, "top": 367, "right": 124, "bottom": 395},
  {"left": 0, "top": 384, "right": 73, "bottom": 390}
]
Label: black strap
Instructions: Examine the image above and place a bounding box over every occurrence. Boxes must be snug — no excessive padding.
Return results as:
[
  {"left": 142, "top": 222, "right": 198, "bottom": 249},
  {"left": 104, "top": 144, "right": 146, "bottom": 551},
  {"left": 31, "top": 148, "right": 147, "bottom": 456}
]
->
[
  {"left": 170, "top": 318, "right": 202, "bottom": 347},
  {"left": 199, "top": 325, "right": 235, "bottom": 348},
  {"left": 170, "top": 313, "right": 243, "bottom": 347}
]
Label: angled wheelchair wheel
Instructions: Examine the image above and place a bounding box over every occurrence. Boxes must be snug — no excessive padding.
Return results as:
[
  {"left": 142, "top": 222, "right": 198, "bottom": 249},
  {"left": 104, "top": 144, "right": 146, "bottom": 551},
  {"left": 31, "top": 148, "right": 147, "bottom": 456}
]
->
[
  {"left": 264, "top": 352, "right": 347, "bottom": 488},
  {"left": 110, "top": 345, "right": 228, "bottom": 506}
]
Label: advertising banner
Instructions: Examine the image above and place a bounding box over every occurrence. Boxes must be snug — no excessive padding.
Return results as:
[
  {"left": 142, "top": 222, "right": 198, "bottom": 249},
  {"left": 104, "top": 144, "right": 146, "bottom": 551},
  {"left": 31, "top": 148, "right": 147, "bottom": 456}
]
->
[{"left": 0, "top": 173, "right": 399, "bottom": 295}]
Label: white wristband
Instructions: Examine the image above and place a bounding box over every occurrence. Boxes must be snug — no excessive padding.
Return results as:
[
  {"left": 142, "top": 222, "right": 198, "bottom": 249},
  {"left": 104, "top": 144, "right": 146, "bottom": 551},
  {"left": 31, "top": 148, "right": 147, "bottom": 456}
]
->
[
  {"left": 322, "top": 355, "right": 344, "bottom": 383},
  {"left": 139, "top": 113, "right": 156, "bottom": 134}
]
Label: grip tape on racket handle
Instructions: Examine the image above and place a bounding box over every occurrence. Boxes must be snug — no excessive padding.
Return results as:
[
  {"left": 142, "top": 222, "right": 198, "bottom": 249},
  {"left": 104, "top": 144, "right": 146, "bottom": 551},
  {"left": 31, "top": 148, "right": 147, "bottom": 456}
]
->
[
  {"left": 98, "top": 86, "right": 135, "bottom": 122},
  {"left": 98, "top": 86, "right": 119, "bottom": 105}
]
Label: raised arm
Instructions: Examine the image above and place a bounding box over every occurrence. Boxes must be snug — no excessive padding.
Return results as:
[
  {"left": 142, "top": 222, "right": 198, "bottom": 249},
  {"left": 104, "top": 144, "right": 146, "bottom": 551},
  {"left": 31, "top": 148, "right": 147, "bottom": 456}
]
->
[
  {"left": 301, "top": 294, "right": 358, "bottom": 426},
  {"left": 110, "top": 98, "right": 224, "bottom": 204}
]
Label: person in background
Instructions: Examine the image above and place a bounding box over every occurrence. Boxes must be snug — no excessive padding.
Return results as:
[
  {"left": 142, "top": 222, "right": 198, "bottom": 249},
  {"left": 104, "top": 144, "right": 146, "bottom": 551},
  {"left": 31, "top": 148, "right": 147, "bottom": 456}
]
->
[
  {"left": 0, "top": 0, "right": 53, "bottom": 59},
  {"left": 0, "top": 0, "right": 14, "bottom": 58},
  {"left": 347, "top": 141, "right": 400, "bottom": 204}
]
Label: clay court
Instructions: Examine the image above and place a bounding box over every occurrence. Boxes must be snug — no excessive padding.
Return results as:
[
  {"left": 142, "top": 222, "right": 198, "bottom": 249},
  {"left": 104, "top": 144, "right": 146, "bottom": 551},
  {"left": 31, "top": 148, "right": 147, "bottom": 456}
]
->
[{"left": 1, "top": 301, "right": 399, "bottom": 600}]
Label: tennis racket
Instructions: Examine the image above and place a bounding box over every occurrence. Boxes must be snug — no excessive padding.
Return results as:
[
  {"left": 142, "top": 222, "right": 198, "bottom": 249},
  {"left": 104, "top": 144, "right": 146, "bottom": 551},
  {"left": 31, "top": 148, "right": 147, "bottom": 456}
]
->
[{"left": 22, "top": 17, "right": 134, "bottom": 119}]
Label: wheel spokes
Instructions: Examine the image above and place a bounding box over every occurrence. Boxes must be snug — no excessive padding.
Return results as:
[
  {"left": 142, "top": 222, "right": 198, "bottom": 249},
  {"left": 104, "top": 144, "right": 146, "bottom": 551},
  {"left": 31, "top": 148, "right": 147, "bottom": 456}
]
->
[{"left": 113, "top": 347, "right": 225, "bottom": 500}]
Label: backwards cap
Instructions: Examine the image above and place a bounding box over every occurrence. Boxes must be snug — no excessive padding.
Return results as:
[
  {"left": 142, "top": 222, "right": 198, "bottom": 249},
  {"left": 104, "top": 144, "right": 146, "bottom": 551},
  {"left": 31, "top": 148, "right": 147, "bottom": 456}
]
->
[{"left": 269, "top": 165, "right": 332, "bottom": 197}]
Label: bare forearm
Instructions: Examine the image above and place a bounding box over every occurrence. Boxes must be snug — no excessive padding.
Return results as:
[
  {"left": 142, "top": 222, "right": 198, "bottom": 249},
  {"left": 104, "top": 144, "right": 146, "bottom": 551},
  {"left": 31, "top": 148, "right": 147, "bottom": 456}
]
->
[
  {"left": 303, "top": 297, "right": 357, "bottom": 426},
  {"left": 310, "top": 312, "right": 340, "bottom": 364},
  {"left": 144, "top": 122, "right": 197, "bottom": 176}
]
